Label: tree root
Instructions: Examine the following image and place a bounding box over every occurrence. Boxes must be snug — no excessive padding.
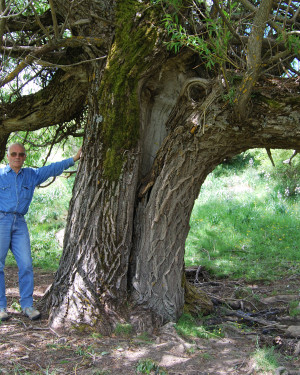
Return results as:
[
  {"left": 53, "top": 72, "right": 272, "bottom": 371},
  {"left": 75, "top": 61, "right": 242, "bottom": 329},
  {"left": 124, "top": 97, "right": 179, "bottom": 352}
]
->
[{"left": 184, "top": 280, "right": 214, "bottom": 316}]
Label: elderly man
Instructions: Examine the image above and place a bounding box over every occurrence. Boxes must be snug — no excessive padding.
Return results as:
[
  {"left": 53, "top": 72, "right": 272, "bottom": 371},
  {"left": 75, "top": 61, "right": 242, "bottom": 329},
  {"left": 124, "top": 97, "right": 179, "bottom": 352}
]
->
[{"left": 0, "top": 143, "right": 81, "bottom": 321}]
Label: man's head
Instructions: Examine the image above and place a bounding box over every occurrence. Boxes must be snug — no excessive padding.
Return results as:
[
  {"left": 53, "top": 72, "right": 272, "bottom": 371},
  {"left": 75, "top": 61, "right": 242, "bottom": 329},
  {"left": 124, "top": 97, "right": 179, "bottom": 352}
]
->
[{"left": 7, "top": 143, "right": 27, "bottom": 173}]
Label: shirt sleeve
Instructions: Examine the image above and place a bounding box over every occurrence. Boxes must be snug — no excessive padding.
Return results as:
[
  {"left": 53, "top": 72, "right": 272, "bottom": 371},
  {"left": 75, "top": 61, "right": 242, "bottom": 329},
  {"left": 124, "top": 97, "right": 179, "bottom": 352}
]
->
[{"left": 33, "top": 158, "right": 75, "bottom": 186}]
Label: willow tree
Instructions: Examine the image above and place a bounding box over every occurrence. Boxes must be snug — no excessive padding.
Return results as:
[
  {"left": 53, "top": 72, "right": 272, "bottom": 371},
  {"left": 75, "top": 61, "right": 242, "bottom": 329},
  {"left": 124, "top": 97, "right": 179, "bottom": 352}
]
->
[{"left": 1, "top": 0, "right": 299, "bottom": 332}]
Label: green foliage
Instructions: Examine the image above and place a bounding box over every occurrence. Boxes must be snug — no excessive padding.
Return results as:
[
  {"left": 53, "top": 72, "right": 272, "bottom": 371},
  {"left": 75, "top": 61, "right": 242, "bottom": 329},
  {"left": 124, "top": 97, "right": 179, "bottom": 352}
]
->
[
  {"left": 162, "top": 12, "right": 231, "bottom": 70},
  {"left": 10, "top": 300, "right": 22, "bottom": 312},
  {"left": 152, "top": 0, "right": 235, "bottom": 72},
  {"left": 175, "top": 313, "right": 223, "bottom": 339},
  {"left": 289, "top": 301, "right": 300, "bottom": 317},
  {"left": 13, "top": 0, "right": 49, "bottom": 15},
  {"left": 114, "top": 323, "right": 133, "bottom": 337},
  {"left": 251, "top": 345, "right": 280, "bottom": 372},
  {"left": 136, "top": 358, "right": 167, "bottom": 375},
  {"left": 90, "top": 332, "right": 103, "bottom": 339},
  {"left": 75, "top": 345, "right": 95, "bottom": 358},
  {"left": 151, "top": 0, "right": 299, "bottom": 85},
  {"left": 212, "top": 152, "right": 257, "bottom": 177},
  {"left": 185, "top": 149, "right": 300, "bottom": 281}
]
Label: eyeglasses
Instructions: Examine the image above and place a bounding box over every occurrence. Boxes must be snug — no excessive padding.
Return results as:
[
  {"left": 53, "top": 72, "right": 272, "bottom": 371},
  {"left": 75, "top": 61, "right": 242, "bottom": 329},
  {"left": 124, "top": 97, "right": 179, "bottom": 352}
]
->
[{"left": 10, "top": 152, "right": 26, "bottom": 157}]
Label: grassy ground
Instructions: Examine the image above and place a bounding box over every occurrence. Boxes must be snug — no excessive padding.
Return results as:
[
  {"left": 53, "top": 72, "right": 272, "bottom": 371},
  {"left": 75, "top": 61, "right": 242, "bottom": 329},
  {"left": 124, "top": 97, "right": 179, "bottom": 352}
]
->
[
  {"left": 185, "top": 149, "right": 300, "bottom": 281},
  {"left": 5, "top": 149, "right": 300, "bottom": 282},
  {"left": 2, "top": 149, "right": 300, "bottom": 375}
]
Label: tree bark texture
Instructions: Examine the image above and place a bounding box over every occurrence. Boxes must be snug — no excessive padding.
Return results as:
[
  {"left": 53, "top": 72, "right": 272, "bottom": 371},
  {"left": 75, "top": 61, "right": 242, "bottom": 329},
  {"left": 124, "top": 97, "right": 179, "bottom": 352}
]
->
[
  {"left": 44, "top": 46, "right": 300, "bottom": 331},
  {"left": 14, "top": 0, "right": 297, "bottom": 331},
  {"left": 131, "top": 66, "right": 300, "bottom": 322}
]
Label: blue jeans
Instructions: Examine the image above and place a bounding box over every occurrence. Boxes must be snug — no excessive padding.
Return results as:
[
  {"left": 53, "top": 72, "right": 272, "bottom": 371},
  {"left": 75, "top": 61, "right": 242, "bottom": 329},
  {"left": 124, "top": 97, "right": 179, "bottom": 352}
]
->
[{"left": 0, "top": 212, "right": 33, "bottom": 309}]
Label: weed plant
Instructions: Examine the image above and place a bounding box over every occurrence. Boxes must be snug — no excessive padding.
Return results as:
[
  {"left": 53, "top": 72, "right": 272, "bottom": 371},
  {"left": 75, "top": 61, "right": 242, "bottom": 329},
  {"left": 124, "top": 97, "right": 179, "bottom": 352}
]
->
[
  {"left": 289, "top": 301, "right": 300, "bottom": 317},
  {"left": 252, "top": 345, "right": 280, "bottom": 372},
  {"left": 114, "top": 322, "right": 133, "bottom": 337},
  {"left": 185, "top": 149, "right": 300, "bottom": 281},
  {"left": 136, "top": 358, "right": 167, "bottom": 375},
  {"left": 175, "top": 313, "right": 223, "bottom": 339}
]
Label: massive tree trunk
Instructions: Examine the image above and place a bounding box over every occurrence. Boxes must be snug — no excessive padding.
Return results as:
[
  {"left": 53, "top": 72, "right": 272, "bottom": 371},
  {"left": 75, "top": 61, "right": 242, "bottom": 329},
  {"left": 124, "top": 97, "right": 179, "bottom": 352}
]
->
[
  {"left": 2, "top": 0, "right": 299, "bottom": 333},
  {"left": 44, "top": 46, "right": 300, "bottom": 331}
]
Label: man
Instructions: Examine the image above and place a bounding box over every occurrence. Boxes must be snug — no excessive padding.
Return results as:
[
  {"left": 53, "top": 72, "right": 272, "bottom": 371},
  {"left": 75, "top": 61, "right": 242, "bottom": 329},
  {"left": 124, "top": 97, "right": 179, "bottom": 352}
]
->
[{"left": 0, "top": 143, "right": 82, "bottom": 321}]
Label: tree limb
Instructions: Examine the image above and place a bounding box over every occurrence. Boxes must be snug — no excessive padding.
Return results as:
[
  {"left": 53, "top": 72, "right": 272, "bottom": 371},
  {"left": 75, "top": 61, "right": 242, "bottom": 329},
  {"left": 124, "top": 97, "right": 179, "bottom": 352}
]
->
[
  {"left": 29, "top": 2, "right": 51, "bottom": 40},
  {"left": 0, "top": 0, "right": 30, "bottom": 19},
  {"left": 0, "top": 36, "right": 104, "bottom": 87},
  {"left": 0, "top": 69, "right": 88, "bottom": 160},
  {"left": 4, "top": 9, "right": 55, "bottom": 33},
  {"left": 48, "top": 0, "right": 59, "bottom": 39},
  {"left": 213, "top": 0, "right": 244, "bottom": 44},
  {"left": 234, "top": 0, "right": 274, "bottom": 118}
]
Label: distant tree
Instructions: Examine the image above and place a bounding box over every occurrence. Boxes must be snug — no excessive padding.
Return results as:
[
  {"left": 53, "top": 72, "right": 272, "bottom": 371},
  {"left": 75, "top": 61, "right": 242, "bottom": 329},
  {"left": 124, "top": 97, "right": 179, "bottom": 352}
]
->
[{"left": 1, "top": 0, "right": 299, "bottom": 333}]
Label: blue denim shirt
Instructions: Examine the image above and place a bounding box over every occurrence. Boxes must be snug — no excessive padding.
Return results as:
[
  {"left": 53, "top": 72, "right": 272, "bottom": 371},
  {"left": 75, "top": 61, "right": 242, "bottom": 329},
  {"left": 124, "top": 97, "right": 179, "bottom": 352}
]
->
[{"left": 0, "top": 158, "right": 75, "bottom": 215}]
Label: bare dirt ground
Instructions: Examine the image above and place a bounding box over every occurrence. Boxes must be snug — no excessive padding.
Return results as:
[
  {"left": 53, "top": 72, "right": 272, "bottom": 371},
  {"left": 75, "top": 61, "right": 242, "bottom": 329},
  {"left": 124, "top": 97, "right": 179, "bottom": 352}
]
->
[{"left": 0, "top": 266, "right": 299, "bottom": 375}]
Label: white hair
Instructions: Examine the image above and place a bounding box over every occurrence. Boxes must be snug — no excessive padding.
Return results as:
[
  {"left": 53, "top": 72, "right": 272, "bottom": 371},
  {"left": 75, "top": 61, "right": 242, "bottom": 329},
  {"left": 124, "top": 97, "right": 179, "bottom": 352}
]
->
[{"left": 8, "top": 143, "right": 26, "bottom": 154}]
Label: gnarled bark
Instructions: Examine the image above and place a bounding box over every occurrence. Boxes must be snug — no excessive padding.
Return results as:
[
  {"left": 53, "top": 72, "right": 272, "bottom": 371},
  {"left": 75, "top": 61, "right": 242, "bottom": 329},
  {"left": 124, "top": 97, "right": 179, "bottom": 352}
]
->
[
  {"left": 1, "top": 0, "right": 299, "bottom": 332},
  {"left": 43, "top": 52, "right": 300, "bottom": 330}
]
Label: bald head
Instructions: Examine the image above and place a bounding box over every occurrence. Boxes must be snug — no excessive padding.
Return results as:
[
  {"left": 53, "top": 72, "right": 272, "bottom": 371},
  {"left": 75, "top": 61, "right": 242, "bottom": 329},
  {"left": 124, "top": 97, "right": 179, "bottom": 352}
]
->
[
  {"left": 7, "top": 143, "right": 27, "bottom": 173},
  {"left": 8, "top": 143, "right": 26, "bottom": 154}
]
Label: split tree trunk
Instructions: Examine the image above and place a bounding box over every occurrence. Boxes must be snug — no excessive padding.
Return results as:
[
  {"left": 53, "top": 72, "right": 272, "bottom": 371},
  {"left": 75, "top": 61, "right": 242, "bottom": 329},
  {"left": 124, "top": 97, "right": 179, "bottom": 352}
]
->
[
  {"left": 40, "top": 1, "right": 300, "bottom": 332},
  {"left": 43, "top": 49, "right": 300, "bottom": 332}
]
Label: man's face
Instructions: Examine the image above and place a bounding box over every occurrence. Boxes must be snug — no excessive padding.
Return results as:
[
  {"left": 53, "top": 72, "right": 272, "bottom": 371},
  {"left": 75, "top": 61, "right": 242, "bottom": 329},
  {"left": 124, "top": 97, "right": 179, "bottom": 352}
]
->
[{"left": 7, "top": 145, "right": 27, "bottom": 171}]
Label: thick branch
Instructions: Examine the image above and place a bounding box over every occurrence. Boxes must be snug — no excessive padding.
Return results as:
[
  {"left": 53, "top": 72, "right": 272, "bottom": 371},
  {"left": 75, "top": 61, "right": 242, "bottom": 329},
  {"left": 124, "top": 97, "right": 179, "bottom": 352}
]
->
[
  {"left": 234, "top": 0, "right": 274, "bottom": 118},
  {"left": 0, "top": 36, "right": 104, "bottom": 87},
  {"left": 0, "top": 68, "right": 88, "bottom": 159},
  {"left": 4, "top": 9, "right": 56, "bottom": 33}
]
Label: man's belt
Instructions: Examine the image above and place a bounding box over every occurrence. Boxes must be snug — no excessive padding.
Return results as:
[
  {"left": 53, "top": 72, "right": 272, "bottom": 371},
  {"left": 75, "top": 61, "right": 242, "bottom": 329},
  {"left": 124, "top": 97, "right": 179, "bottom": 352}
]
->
[{"left": 0, "top": 211, "right": 24, "bottom": 216}]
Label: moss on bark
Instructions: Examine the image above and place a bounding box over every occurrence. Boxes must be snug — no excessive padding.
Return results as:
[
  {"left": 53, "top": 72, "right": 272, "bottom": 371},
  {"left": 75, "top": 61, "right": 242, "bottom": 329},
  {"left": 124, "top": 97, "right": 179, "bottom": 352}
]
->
[
  {"left": 98, "top": 1, "right": 158, "bottom": 180},
  {"left": 184, "top": 278, "right": 214, "bottom": 317}
]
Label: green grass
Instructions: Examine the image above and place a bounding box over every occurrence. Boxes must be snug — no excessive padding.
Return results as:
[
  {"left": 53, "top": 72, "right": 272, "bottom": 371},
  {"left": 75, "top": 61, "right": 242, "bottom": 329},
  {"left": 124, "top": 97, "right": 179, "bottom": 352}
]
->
[
  {"left": 136, "top": 359, "right": 167, "bottom": 375},
  {"left": 185, "top": 149, "right": 300, "bottom": 281},
  {"left": 5, "top": 148, "right": 299, "bottom": 284},
  {"left": 175, "top": 313, "right": 224, "bottom": 339},
  {"left": 251, "top": 345, "right": 280, "bottom": 372},
  {"left": 289, "top": 300, "right": 300, "bottom": 317},
  {"left": 114, "top": 323, "right": 133, "bottom": 337}
]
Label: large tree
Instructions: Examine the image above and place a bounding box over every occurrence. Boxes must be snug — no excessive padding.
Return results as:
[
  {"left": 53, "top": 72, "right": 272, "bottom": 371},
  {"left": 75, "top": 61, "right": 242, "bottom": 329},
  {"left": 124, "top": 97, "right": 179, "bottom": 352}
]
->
[{"left": 1, "top": 0, "right": 299, "bottom": 332}]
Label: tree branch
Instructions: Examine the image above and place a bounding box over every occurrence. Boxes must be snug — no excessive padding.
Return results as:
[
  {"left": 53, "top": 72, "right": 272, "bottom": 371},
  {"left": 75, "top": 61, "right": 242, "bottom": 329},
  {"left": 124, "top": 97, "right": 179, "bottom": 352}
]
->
[
  {"left": 234, "top": 0, "right": 274, "bottom": 118},
  {"left": 4, "top": 9, "right": 55, "bottom": 33},
  {"left": 0, "top": 69, "right": 88, "bottom": 146},
  {"left": 0, "top": 0, "right": 6, "bottom": 49},
  {"left": 0, "top": 36, "right": 104, "bottom": 87},
  {"left": 29, "top": 2, "right": 51, "bottom": 40},
  {"left": 213, "top": 0, "right": 244, "bottom": 44},
  {"left": 48, "top": 0, "right": 59, "bottom": 39}
]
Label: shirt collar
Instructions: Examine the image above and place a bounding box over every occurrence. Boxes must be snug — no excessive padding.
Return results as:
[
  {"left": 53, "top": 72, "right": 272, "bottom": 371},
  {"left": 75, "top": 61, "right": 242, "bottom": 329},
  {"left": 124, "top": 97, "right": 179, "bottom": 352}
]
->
[
  {"left": 5, "top": 164, "right": 24, "bottom": 174},
  {"left": 4, "top": 164, "right": 12, "bottom": 172}
]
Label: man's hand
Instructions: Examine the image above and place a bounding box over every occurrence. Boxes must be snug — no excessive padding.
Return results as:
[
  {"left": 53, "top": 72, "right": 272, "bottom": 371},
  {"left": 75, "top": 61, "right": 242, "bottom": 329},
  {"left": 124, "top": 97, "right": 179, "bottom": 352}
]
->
[{"left": 73, "top": 147, "right": 82, "bottom": 162}]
